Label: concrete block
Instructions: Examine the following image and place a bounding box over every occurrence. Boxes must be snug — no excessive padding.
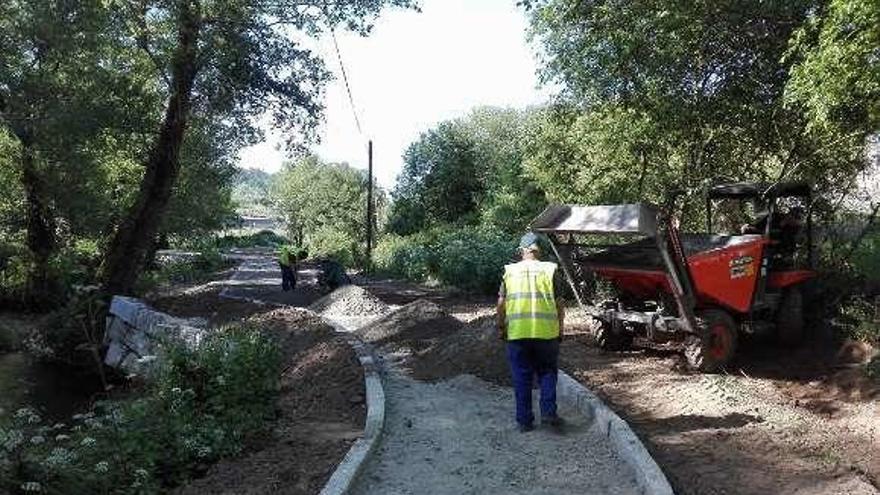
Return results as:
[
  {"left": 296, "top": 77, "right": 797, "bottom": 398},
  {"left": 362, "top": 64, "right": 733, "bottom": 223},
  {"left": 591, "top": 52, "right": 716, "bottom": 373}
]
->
[{"left": 109, "top": 296, "right": 145, "bottom": 326}]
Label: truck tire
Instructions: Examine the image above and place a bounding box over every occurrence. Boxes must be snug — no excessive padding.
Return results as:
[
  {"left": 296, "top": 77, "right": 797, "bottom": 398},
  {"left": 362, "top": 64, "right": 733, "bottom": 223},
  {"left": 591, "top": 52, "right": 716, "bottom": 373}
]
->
[
  {"left": 595, "top": 320, "right": 633, "bottom": 351},
  {"left": 685, "top": 309, "right": 738, "bottom": 373},
  {"left": 776, "top": 287, "right": 803, "bottom": 347}
]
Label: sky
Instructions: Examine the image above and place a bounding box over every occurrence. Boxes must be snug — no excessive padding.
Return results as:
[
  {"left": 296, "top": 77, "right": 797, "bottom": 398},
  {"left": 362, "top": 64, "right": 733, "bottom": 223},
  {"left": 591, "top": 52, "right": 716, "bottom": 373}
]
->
[{"left": 235, "top": 0, "right": 551, "bottom": 190}]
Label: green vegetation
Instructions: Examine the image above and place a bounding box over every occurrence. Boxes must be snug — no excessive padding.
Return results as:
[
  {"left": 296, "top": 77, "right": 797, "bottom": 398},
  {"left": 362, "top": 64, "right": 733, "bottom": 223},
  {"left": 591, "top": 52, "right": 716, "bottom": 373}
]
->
[
  {"left": 0, "top": 325, "right": 280, "bottom": 494},
  {"left": 214, "top": 230, "right": 289, "bottom": 250},
  {"left": 272, "top": 156, "right": 383, "bottom": 267},
  {"left": 839, "top": 297, "right": 880, "bottom": 344},
  {"left": 375, "top": 227, "right": 516, "bottom": 294},
  {"left": 233, "top": 169, "right": 276, "bottom": 218}
]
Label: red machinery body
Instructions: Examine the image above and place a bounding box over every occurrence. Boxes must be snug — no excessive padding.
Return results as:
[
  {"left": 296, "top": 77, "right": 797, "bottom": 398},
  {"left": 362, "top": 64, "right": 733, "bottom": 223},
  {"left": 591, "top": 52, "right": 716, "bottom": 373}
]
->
[
  {"left": 588, "top": 235, "right": 815, "bottom": 315},
  {"left": 532, "top": 182, "right": 817, "bottom": 372}
]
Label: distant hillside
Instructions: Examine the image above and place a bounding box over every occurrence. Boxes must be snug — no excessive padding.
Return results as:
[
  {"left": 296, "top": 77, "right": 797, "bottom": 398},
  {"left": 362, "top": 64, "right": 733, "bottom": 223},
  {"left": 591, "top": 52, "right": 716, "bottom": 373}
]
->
[{"left": 233, "top": 168, "right": 276, "bottom": 217}]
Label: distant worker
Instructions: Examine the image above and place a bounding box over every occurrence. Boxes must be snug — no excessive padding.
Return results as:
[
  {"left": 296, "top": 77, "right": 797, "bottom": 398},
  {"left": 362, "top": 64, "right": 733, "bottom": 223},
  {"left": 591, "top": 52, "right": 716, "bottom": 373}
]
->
[
  {"left": 497, "top": 232, "right": 566, "bottom": 432},
  {"left": 278, "top": 245, "right": 297, "bottom": 292}
]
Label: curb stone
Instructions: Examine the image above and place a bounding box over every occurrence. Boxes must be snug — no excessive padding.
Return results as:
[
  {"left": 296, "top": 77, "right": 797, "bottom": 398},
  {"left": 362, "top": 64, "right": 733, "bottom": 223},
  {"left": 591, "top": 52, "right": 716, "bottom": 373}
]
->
[
  {"left": 557, "top": 370, "right": 673, "bottom": 495},
  {"left": 319, "top": 323, "right": 386, "bottom": 495}
]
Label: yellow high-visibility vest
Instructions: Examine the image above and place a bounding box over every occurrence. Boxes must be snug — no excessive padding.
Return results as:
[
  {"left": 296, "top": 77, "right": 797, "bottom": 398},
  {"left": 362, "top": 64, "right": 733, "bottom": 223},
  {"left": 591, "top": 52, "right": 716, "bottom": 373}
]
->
[
  {"left": 503, "top": 260, "right": 559, "bottom": 340},
  {"left": 279, "top": 247, "right": 293, "bottom": 266}
]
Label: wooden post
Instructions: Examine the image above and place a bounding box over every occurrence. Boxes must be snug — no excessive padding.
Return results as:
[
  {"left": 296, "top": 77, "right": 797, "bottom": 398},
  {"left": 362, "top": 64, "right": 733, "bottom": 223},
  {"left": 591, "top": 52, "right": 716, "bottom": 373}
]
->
[{"left": 366, "top": 140, "right": 373, "bottom": 271}]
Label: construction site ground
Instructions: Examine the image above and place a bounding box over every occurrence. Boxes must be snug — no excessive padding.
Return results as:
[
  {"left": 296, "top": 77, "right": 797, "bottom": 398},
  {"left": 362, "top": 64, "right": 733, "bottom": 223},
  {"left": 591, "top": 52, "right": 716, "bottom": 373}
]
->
[
  {"left": 356, "top": 275, "right": 880, "bottom": 495},
  {"left": 151, "top": 252, "right": 879, "bottom": 495},
  {"left": 149, "top": 253, "right": 366, "bottom": 494}
]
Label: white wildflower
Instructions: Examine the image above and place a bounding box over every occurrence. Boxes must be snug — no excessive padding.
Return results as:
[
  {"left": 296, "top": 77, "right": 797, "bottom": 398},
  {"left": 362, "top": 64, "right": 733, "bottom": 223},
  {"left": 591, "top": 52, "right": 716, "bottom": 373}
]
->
[
  {"left": 20, "top": 481, "right": 41, "bottom": 492},
  {"left": 42, "top": 447, "right": 75, "bottom": 468},
  {"left": 80, "top": 437, "right": 96, "bottom": 447},
  {"left": 3, "top": 430, "right": 23, "bottom": 451},
  {"left": 171, "top": 387, "right": 182, "bottom": 394},
  {"left": 94, "top": 461, "right": 109, "bottom": 473},
  {"left": 15, "top": 408, "right": 41, "bottom": 425}
]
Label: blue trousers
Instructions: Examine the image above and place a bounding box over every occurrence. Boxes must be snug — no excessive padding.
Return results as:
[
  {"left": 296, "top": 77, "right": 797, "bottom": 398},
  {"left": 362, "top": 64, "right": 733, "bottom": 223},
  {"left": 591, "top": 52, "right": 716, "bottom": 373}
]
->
[
  {"left": 280, "top": 263, "right": 296, "bottom": 292},
  {"left": 507, "top": 338, "right": 560, "bottom": 426}
]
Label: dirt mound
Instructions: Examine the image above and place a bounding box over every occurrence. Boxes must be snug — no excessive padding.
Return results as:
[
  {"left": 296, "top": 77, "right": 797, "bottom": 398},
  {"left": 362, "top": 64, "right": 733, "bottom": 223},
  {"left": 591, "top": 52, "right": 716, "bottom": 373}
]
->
[
  {"left": 356, "top": 299, "right": 461, "bottom": 350},
  {"left": 359, "top": 301, "right": 510, "bottom": 386},
  {"left": 177, "top": 307, "right": 366, "bottom": 495},
  {"left": 309, "top": 284, "right": 389, "bottom": 318},
  {"left": 408, "top": 314, "right": 511, "bottom": 386}
]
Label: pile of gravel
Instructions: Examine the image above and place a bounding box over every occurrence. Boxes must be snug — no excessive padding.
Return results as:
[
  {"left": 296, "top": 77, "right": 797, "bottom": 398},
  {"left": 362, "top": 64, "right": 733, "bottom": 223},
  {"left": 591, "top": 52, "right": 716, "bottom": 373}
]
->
[{"left": 308, "top": 285, "right": 390, "bottom": 318}]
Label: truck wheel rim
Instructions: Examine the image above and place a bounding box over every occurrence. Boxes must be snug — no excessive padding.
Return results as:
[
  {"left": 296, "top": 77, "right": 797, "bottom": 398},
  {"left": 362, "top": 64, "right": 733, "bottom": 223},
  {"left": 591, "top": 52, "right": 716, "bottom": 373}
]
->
[{"left": 709, "top": 324, "right": 730, "bottom": 360}]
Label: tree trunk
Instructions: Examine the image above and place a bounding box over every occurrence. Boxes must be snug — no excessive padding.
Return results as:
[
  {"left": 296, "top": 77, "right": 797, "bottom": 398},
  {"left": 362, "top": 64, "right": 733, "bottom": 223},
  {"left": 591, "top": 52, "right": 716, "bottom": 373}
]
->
[
  {"left": 20, "top": 141, "right": 58, "bottom": 303},
  {"left": 101, "top": 1, "right": 201, "bottom": 296}
]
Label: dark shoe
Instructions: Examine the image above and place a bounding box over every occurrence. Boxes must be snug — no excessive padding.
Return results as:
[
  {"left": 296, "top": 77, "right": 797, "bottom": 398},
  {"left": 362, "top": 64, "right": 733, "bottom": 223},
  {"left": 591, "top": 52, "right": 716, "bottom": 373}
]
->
[
  {"left": 542, "top": 415, "right": 565, "bottom": 429},
  {"left": 518, "top": 423, "right": 535, "bottom": 433}
]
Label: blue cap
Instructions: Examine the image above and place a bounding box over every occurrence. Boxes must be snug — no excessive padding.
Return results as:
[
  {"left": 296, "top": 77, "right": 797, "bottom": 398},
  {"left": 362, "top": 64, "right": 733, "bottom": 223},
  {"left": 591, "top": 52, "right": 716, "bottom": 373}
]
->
[{"left": 519, "top": 232, "right": 539, "bottom": 250}]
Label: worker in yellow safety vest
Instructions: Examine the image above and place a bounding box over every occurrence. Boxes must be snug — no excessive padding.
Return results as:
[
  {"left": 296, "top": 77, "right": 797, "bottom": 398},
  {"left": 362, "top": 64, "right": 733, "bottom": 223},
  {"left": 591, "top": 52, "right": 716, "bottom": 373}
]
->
[
  {"left": 278, "top": 245, "right": 297, "bottom": 292},
  {"left": 496, "top": 232, "right": 566, "bottom": 432}
]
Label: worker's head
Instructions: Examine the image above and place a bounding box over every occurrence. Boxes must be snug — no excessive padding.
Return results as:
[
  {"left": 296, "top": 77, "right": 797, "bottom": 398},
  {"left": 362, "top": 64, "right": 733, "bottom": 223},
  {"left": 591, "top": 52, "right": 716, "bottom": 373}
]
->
[{"left": 519, "top": 232, "right": 540, "bottom": 260}]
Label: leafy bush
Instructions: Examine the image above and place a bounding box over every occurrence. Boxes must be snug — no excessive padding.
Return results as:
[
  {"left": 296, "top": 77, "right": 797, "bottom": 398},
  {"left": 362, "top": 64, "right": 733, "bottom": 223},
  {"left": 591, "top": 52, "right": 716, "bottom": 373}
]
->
[
  {"left": 138, "top": 247, "right": 230, "bottom": 292},
  {"left": 374, "top": 233, "right": 434, "bottom": 281},
  {"left": 375, "top": 226, "right": 517, "bottom": 294},
  {"left": 0, "top": 325, "right": 281, "bottom": 494},
  {"left": 838, "top": 297, "right": 880, "bottom": 344},
  {"left": 850, "top": 229, "right": 880, "bottom": 282},
  {"left": 309, "top": 225, "right": 358, "bottom": 268},
  {"left": 213, "top": 230, "right": 288, "bottom": 249}
]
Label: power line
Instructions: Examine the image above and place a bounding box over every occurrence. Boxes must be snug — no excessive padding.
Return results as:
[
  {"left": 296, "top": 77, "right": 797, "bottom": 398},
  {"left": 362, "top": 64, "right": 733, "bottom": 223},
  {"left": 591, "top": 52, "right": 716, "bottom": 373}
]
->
[{"left": 331, "top": 30, "right": 363, "bottom": 136}]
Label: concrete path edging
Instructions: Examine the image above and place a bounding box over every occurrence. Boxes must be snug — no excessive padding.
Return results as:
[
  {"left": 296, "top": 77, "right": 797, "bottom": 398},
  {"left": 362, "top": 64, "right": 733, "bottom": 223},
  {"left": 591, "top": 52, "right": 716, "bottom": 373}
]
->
[
  {"left": 318, "top": 326, "right": 386, "bottom": 495},
  {"left": 557, "top": 370, "right": 673, "bottom": 495}
]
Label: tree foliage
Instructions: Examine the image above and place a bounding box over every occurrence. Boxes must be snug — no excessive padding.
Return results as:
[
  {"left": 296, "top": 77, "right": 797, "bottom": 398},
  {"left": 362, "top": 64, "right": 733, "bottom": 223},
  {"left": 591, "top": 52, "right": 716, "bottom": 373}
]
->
[
  {"left": 786, "top": 0, "right": 880, "bottom": 133},
  {"left": 389, "top": 107, "right": 545, "bottom": 235},
  {"left": 522, "top": 0, "right": 873, "bottom": 224},
  {"left": 272, "top": 156, "right": 382, "bottom": 266}
]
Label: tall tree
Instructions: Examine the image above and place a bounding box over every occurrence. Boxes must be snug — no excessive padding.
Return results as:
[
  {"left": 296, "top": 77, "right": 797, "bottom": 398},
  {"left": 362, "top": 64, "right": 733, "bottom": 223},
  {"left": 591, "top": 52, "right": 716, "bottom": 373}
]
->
[
  {"left": 101, "top": 0, "right": 415, "bottom": 295},
  {"left": 273, "top": 156, "right": 381, "bottom": 265},
  {"left": 0, "top": 0, "right": 155, "bottom": 302},
  {"left": 786, "top": 0, "right": 880, "bottom": 134},
  {"left": 522, "top": 0, "right": 868, "bottom": 223}
]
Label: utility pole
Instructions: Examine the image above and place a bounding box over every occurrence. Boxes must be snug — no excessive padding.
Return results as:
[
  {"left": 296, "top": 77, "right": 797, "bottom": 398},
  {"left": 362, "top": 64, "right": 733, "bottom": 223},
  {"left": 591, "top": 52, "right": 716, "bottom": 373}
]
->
[{"left": 366, "top": 140, "right": 373, "bottom": 271}]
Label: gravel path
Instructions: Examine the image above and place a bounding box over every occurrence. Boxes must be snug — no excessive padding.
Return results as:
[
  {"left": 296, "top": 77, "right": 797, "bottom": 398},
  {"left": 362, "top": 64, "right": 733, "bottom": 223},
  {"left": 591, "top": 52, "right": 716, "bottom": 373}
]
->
[
  {"left": 351, "top": 370, "right": 640, "bottom": 495},
  {"left": 219, "top": 249, "right": 324, "bottom": 306}
]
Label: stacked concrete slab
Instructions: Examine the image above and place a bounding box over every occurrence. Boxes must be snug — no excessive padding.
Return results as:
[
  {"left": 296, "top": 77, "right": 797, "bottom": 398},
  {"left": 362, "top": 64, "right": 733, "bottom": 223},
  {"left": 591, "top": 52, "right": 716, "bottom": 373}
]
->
[{"left": 104, "top": 296, "right": 206, "bottom": 376}]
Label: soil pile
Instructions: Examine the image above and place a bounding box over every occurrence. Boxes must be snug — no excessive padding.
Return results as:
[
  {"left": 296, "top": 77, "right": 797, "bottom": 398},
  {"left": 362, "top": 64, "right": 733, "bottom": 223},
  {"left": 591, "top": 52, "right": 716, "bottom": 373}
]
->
[
  {"left": 177, "top": 308, "right": 365, "bottom": 495},
  {"left": 408, "top": 314, "right": 511, "bottom": 386},
  {"left": 360, "top": 301, "right": 510, "bottom": 386},
  {"left": 309, "top": 284, "right": 389, "bottom": 318},
  {"left": 356, "top": 299, "right": 461, "bottom": 351}
]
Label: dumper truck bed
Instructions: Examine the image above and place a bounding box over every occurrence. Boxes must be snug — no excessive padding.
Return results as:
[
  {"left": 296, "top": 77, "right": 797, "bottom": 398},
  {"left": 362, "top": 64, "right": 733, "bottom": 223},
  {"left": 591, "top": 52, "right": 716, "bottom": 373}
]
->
[{"left": 580, "top": 234, "right": 763, "bottom": 271}]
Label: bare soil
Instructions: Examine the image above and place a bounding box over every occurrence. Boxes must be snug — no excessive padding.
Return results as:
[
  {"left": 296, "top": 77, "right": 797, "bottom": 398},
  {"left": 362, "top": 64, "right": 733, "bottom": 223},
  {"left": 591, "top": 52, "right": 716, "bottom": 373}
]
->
[
  {"left": 177, "top": 308, "right": 366, "bottom": 495},
  {"left": 360, "top": 277, "right": 880, "bottom": 495},
  {"left": 152, "top": 262, "right": 367, "bottom": 495}
]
